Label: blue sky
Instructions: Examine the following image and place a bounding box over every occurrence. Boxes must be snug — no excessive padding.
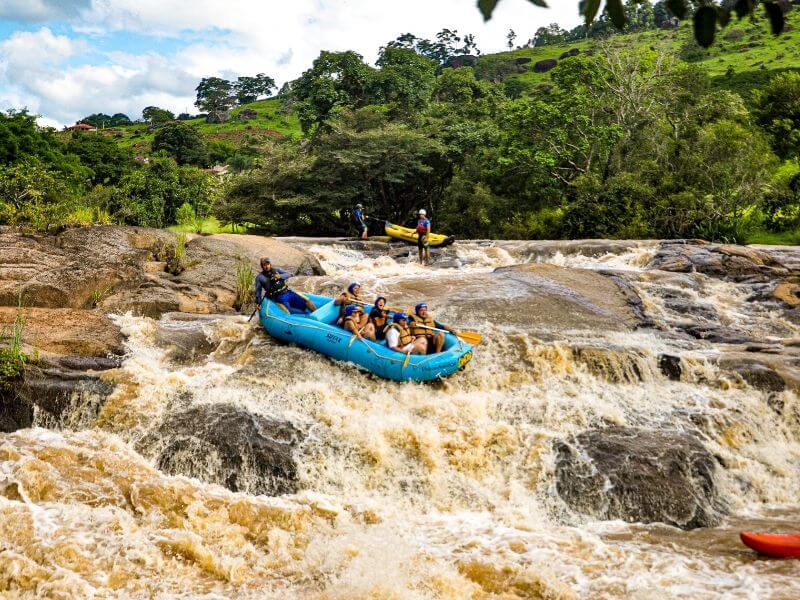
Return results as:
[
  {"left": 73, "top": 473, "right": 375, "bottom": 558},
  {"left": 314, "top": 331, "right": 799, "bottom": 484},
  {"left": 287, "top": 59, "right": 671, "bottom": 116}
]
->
[{"left": 0, "top": 0, "right": 581, "bottom": 127}]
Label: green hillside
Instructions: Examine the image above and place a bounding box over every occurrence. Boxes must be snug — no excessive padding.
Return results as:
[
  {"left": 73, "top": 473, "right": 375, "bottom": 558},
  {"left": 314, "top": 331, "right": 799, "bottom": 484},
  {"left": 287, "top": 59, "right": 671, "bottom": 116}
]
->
[
  {"left": 104, "top": 98, "right": 302, "bottom": 155},
  {"left": 85, "top": 14, "right": 800, "bottom": 159},
  {"left": 476, "top": 11, "right": 800, "bottom": 97}
]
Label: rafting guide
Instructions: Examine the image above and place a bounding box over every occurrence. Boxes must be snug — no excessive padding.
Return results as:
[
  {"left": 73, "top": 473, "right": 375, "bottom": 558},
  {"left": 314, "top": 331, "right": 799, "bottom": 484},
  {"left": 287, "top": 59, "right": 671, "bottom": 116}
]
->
[
  {"left": 416, "top": 209, "right": 431, "bottom": 265},
  {"left": 254, "top": 257, "right": 316, "bottom": 314},
  {"left": 353, "top": 203, "right": 368, "bottom": 240}
]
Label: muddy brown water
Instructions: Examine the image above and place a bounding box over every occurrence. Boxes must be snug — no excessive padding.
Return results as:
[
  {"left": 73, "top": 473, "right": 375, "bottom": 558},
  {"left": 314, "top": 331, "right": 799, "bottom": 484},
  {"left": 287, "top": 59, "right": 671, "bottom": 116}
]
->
[{"left": 2, "top": 239, "right": 800, "bottom": 598}]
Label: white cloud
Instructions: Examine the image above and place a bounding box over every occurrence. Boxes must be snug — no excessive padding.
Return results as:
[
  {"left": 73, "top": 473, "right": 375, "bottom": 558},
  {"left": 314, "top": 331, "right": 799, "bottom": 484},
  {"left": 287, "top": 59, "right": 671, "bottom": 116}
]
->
[
  {"left": 0, "top": 0, "right": 90, "bottom": 22},
  {"left": 0, "top": 0, "right": 583, "bottom": 126}
]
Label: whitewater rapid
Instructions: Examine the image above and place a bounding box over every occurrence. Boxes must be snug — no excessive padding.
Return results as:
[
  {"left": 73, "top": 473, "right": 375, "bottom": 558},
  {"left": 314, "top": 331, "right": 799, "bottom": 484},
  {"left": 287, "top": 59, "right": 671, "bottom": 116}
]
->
[{"left": 2, "top": 240, "right": 800, "bottom": 598}]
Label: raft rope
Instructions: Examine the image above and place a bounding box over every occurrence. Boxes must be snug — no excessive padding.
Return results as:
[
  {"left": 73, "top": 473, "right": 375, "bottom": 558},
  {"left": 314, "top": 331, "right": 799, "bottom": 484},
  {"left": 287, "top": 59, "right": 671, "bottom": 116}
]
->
[{"left": 261, "top": 300, "right": 462, "bottom": 367}]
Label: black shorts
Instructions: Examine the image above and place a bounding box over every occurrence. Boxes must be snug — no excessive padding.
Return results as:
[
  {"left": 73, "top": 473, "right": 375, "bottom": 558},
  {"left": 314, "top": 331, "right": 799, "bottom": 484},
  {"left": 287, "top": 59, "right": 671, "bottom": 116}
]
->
[
  {"left": 357, "top": 223, "right": 367, "bottom": 236},
  {"left": 417, "top": 234, "right": 429, "bottom": 249}
]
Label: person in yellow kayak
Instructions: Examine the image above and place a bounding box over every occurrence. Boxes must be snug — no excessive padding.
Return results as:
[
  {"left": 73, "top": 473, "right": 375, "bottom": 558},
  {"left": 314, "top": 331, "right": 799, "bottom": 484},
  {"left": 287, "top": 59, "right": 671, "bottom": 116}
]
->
[
  {"left": 385, "top": 313, "right": 427, "bottom": 355},
  {"left": 410, "top": 303, "right": 455, "bottom": 353},
  {"left": 342, "top": 304, "right": 376, "bottom": 340},
  {"left": 416, "top": 209, "right": 431, "bottom": 265}
]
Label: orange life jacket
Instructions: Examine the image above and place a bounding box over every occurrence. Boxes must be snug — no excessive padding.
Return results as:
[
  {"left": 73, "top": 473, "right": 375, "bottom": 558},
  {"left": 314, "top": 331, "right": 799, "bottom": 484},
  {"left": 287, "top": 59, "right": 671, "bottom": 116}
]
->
[
  {"left": 411, "top": 314, "right": 436, "bottom": 338},
  {"left": 385, "top": 322, "right": 414, "bottom": 347}
]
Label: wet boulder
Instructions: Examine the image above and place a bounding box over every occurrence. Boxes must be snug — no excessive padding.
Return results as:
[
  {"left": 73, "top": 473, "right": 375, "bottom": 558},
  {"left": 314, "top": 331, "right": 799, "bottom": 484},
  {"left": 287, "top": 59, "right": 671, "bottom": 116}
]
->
[
  {"left": 648, "top": 242, "right": 788, "bottom": 283},
  {"left": 142, "top": 403, "right": 302, "bottom": 496},
  {"left": 534, "top": 59, "right": 558, "bottom": 73},
  {"left": 554, "top": 426, "right": 727, "bottom": 529},
  {"left": 0, "top": 387, "right": 33, "bottom": 432}
]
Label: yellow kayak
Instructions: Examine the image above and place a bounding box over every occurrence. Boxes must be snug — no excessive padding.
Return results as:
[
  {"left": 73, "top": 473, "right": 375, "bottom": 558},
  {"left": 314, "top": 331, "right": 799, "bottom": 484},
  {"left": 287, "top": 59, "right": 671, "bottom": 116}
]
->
[{"left": 384, "top": 221, "right": 455, "bottom": 247}]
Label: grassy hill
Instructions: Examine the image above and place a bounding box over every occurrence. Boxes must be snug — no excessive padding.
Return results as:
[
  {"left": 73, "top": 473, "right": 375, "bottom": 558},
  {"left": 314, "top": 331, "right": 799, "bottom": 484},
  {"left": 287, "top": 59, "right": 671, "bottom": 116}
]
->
[
  {"left": 81, "top": 13, "right": 800, "bottom": 159},
  {"left": 476, "top": 10, "right": 800, "bottom": 98},
  {"left": 99, "top": 98, "right": 302, "bottom": 155}
]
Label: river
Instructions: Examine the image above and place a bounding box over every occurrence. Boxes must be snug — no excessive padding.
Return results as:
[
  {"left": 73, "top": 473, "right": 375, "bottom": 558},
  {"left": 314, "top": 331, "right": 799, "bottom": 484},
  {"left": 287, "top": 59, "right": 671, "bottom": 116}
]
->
[{"left": 2, "top": 239, "right": 799, "bottom": 598}]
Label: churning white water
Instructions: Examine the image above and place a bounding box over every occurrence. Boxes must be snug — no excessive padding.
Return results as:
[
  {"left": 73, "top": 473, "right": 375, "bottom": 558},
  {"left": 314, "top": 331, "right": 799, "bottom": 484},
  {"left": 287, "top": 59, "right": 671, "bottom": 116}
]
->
[{"left": 2, "top": 239, "right": 800, "bottom": 598}]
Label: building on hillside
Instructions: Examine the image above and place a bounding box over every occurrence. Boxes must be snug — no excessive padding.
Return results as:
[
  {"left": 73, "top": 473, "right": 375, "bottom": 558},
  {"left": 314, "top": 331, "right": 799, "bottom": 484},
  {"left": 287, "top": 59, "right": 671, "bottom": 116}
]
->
[{"left": 66, "top": 122, "right": 98, "bottom": 132}]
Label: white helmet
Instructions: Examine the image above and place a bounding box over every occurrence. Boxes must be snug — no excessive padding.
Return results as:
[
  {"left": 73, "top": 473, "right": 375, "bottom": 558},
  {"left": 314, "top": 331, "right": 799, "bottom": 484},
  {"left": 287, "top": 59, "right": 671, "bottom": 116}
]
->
[{"left": 418, "top": 209, "right": 427, "bottom": 216}]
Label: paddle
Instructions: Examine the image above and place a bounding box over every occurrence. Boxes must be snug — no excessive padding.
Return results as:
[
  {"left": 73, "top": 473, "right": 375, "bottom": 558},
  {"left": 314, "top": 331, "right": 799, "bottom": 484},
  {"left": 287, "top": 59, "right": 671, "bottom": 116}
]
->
[
  {"left": 414, "top": 324, "right": 482, "bottom": 346},
  {"left": 346, "top": 298, "right": 482, "bottom": 345},
  {"left": 247, "top": 300, "right": 263, "bottom": 322}
]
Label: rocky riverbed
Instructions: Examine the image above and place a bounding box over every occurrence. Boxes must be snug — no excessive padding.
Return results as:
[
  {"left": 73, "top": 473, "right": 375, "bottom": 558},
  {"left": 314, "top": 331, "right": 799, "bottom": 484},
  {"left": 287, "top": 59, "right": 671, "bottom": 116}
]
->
[{"left": 2, "top": 227, "right": 800, "bottom": 597}]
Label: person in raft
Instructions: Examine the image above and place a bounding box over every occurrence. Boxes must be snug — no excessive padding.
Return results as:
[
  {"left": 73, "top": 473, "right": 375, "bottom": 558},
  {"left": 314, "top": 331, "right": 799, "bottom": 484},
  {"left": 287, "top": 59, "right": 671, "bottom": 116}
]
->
[
  {"left": 335, "top": 282, "right": 368, "bottom": 325},
  {"left": 416, "top": 208, "right": 431, "bottom": 265},
  {"left": 369, "top": 296, "right": 389, "bottom": 341},
  {"left": 254, "top": 257, "right": 316, "bottom": 313},
  {"left": 385, "top": 313, "right": 427, "bottom": 356},
  {"left": 353, "top": 203, "right": 368, "bottom": 240},
  {"left": 342, "top": 304, "right": 376, "bottom": 340},
  {"left": 410, "top": 302, "right": 455, "bottom": 354}
]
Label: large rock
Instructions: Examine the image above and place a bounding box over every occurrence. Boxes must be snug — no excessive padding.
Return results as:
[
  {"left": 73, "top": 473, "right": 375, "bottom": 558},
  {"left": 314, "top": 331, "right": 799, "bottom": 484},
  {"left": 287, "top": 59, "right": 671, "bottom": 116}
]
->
[
  {"left": 0, "top": 226, "right": 324, "bottom": 318},
  {"left": 648, "top": 242, "right": 788, "bottom": 283},
  {"left": 140, "top": 403, "right": 302, "bottom": 496},
  {"left": 0, "top": 308, "right": 124, "bottom": 357},
  {"left": 369, "top": 263, "right": 643, "bottom": 334},
  {"left": 554, "top": 427, "right": 727, "bottom": 529},
  {"left": 0, "top": 226, "right": 173, "bottom": 308},
  {"left": 534, "top": 59, "right": 558, "bottom": 73}
]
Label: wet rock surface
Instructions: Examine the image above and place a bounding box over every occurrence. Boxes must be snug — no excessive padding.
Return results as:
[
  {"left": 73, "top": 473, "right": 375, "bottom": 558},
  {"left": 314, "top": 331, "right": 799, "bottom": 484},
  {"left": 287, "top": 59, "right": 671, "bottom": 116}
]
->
[
  {"left": 0, "top": 226, "right": 323, "bottom": 317},
  {"left": 140, "top": 403, "right": 302, "bottom": 496},
  {"left": 648, "top": 241, "right": 789, "bottom": 282},
  {"left": 554, "top": 426, "right": 728, "bottom": 529}
]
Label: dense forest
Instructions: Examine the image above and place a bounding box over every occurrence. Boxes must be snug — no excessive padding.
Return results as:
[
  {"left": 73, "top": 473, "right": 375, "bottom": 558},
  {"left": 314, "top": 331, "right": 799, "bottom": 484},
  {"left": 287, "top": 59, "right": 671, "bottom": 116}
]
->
[{"left": 4, "top": 1, "right": 800, "bottom": 242}]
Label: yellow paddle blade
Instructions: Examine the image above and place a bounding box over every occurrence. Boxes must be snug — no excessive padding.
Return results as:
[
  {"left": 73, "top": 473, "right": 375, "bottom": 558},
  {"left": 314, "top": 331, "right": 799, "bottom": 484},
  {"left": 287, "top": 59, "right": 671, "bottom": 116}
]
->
[
  {"left": 402, "top": 352, "right": 411, "bottom": 368},
  {"left": 456, "top": 331, "right": 482, "bottom": 345}
]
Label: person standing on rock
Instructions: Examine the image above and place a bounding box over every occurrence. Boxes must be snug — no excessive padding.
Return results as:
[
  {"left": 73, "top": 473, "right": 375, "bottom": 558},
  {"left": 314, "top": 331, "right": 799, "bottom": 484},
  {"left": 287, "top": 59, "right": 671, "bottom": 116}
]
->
[
  {"left": 255, "top": 257, "right": 316, "bottom": 313},
  {"left": 353, "top": 204, "right": 368, "bottom": 240},
  {"left": 416, "top": 209, "right": 431, "bottom": 265}
]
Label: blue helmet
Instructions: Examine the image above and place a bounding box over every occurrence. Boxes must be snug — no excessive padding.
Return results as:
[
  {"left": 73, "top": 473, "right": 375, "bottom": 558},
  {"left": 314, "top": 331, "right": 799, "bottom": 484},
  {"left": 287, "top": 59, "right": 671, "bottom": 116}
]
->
[
  {"left": 345, "top": 304, "right": 362, "bottom": 317},
  {"left": 348, "top": 282, "right": 360, "bottom": 295},
  {"left": 393, "top": 312, "right": 408, "bottom": 323},
  {"left": 414, "top": 303, "right": 428, "bottom": 315}
]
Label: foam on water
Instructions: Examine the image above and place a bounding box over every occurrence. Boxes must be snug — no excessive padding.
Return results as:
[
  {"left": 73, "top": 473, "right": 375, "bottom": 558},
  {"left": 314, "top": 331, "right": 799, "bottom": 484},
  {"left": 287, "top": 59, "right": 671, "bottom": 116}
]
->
[{"left": 2, "top": 241, "right": 800, "bottom": 598}]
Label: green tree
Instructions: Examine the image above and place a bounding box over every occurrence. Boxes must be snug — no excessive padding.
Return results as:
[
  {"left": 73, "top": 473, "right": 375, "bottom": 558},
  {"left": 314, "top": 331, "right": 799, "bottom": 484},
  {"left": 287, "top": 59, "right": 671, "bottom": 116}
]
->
[
  {"left": 234, "top": 74, "right": 277, "bottom": 104},
  {"left": 142, "top": 106, "right": 175, "bottom": 123},
  {"left": 755, "top": 71, "right": 800, "bottom": 160},
  {"left": 67, "top": 132, "right": 134, "bottom": 185},
  {"left": 0, "top": 159, "right": 76, "bottom": 231},
  {"left": 373, "top": 47, "right": 437, "bottom": 118},
  {"left": 385, "top": 29, "right": 480, "bottom": 64},
  {"left": 292, "top": 51, "right": 376, "bottom": 133},
  {"left": 151, "top": 122, "right": 208, "bottom": 167},
  {"left": 195, "top": 77, "right": 235, "bottom": 113}
]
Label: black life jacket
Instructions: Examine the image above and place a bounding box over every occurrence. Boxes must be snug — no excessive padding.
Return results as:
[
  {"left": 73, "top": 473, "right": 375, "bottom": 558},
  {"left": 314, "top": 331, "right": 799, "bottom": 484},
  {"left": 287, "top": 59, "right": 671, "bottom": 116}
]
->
[{"left": 265, "top": 270, "right": 288, "bottom": 299}]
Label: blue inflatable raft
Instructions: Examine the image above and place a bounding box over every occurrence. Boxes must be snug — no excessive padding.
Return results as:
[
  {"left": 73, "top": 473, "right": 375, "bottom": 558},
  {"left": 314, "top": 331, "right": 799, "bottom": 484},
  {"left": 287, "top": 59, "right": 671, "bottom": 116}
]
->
[{"left": 258, "top": 293, "right": 473, "bottom": 382}]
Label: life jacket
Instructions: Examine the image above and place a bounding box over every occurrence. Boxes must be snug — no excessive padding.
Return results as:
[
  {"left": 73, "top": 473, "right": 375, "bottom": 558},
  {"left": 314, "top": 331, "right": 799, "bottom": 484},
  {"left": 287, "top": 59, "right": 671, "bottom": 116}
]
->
[
  {"left": 416, "top": 218, "right": 429, "bottom": 235},
  {"left": 343, "top": 314, "right": 363, "bottom": 333},
  {"left": 264, "top": 270, "right": 288, "bottom": 299},
  {"left": 385, "top": 322, "right": 414, "bottom": 347},
  {"left": 370, "top": 308, "right": 388, "bottom": 329},
  {"left": 338, "top": 291, "right": 363, "bottom": 319},
  {"left": 411, "top": 314, "right": 436, "bottom": 338}
]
